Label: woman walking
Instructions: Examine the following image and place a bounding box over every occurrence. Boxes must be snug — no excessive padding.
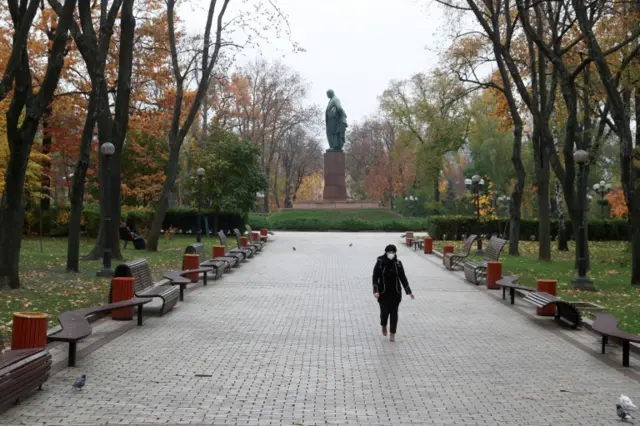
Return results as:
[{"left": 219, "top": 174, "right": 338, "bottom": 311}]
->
[{"left": 372, "top": 244, "right": 414, "bottom": 342}]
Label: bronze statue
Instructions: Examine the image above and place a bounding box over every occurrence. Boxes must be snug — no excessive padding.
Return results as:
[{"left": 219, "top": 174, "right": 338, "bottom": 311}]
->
[{"left": 325, "top": 89, "right": 348, "bottom": 152}]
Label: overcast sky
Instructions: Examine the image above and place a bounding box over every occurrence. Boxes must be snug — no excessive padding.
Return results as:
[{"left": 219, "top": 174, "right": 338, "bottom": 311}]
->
[{"left": 180, "top": 0, "right": 447, "bottom": 124}]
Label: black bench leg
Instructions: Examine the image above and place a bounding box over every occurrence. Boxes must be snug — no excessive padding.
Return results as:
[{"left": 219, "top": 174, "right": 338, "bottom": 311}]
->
[
  {"left": 510, "top": 288, "right": 515, "bottom": 305},
  {"left": 203, "top": 271, "right": 208, "bottom": 286},
  {"left": 137, "top": 304, "right": 144, "bottom": 326},
  {"left": 179, "top": 285, "right": 185, "bottom": 302},
  {"left": 68, "top": 342, "right": 77, "bottom": 367},
  {"left": 623, "top": 340, "right": 630, "bottom": 367},
  {"left": 502, "top": 287, "right": 506, "bottom": 300},
  {"left": 602, "top": 336, "right": 608, "bottom": 354}
]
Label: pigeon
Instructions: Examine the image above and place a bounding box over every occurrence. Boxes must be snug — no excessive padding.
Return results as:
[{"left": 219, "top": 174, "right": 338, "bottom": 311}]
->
[
  {"left": 72, "top": 374, "right": 86, "bottom": 390},
  {"left": 617, "top": 394, "right": 637, "bottom": 421},
  {"left": 293, "top": 247, "right": 296, "bottom": 251},
  {"left": 349, "top": 243, "right": 352, "bottom": 247}
]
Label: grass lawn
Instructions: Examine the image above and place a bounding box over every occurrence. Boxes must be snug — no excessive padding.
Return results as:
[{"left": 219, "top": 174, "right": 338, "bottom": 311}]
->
[
  {"left": 0, "top": 235, "right": 236, "bottom": 345},
  {"left": 424, "top": 238, "right": 639, "bottom": 333}
]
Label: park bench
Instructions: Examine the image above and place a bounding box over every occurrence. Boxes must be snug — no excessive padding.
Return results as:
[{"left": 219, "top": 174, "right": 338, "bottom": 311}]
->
[
  {"left": 47, "top": 298, "right": 150, "bottom": 367},
  {"left": 592, "top": 313, "right": 640, "bottom": 367},
  {"left": 413, "top": 239, "right": 423, "bottom": 251},
  {"left": 245, "top": 225, "right": 265, "bottom": 250},
  {"left": 522, "top": 292, "right": 582, "bottom": 329},
  {"left": 185, "top": 243, "right": 227, "bottom": 279},
  {"left": 246, "top": 225, "right": 268, "bottom": 243},
  {"left": 163, "top": 266, "right": 213, "bottom": 302},
  {"left": 463, "top": 237, "right": 508, "bottom": 284},
  {"left": 0, "top": 349, "right": 51, "bottom": 412},
  {"left": 233, "top": 228, "right": 260, "bottom": 254},
  {"left": 217, "top": 230, "right": 251, "bottom": 261},
  {"left": 496, "top": 275, "right": 536, "bottom": 304},
  {"left": 112, "top": 259, "right": 180, "bottom": 315},
  {"left": 444, "top": 234, "right": 478, "bottom": 270}
]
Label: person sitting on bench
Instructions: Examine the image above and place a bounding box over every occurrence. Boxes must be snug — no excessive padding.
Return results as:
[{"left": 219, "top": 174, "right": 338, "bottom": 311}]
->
[{"left": 119, "top": 222, "right": 146, "bottom": 250}]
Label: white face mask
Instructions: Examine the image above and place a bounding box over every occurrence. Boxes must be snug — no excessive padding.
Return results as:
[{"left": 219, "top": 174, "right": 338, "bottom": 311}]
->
[{"left": 386, "top": 252, "right": 396, "bottom": 260}]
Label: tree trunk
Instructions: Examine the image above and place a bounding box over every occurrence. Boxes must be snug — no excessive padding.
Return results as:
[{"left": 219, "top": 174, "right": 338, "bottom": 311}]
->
[
  {"left": 509, "top": 122, "right": 525, "bottom": 256},
  {"left": 263, "top": 165, "right": 271, "bottom": 212},
  {"left": 273, "top": 166, "right": 280, "bottom": 209},
  {"left": 41, "top": 105, "right": 53, "bottom": 211},
  {"left": 0, "top": 137, "right": 31, "bottom": 289},
  {"left": 537, "top": 165, "right": 552, "bottom": 261},
  {"left": 433, "top": 179, "right": 440, "bottom": 214},
  {"left": 147, "top": 145, "right": 181, "bottom": 251},
  {"left": 555, "top": 180, "right": 569, "bottom": 250},
  {"left": 533, "top": 128, "right": 552, "bottom": 261},
  {"left": 66, "top": 94, "right": 97, "bottom": 272}
]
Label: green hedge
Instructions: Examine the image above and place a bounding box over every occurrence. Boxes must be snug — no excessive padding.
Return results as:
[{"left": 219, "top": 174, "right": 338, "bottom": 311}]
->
[
  {"left": 428, "top": 215, "right": 629, "bottom": 241},
  {"left": 248, "top": 211, "right": 430, "bottom": 232},
  {"left": 25, "top": 204, "right": 245, "bottom": 237}
]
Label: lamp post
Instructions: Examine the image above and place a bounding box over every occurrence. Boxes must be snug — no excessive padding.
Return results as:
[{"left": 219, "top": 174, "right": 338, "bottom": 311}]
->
[
  {"left": 592, "top": 180, "right": 612, "bottom": 220},
  {"left": 196, "top": 167, "right": 205, "bottom": 242},
  {"left": 497, "top": 195, "right": 510, "bottom": 238},
  {"left": 571, "top": 150, "right": 595, "bottom": 290},
  {"left": 465, "top": 175, "right": 485, "bottom": 254},
  {"left": 404, "top": 195, "right": 417, "bottom": 217},
  {"left": 97, "top": 142, "right": 116, "bottom": 278}
]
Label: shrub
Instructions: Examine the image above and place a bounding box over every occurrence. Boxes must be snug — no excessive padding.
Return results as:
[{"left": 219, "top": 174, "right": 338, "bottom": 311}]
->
[
  {"left": 428, "top": 215, "right": 629, "bottom": 241},
  {"left": 248, "top": 210, "right": 430, "bottom": 232},
  {"left": 24, "top": 204, "right": 246, "bottom": 237}
]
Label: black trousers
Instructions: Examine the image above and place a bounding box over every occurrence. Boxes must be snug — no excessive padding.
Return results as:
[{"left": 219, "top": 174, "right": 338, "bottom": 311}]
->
[{"left": 379, "top": 297, "right": 401, "bottom": 333}]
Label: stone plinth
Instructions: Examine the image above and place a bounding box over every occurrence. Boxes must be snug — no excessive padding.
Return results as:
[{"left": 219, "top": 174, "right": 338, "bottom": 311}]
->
[
  {"left": 289, "top": 200, "right": 385, "bottom": 210},
  {"left": 323, "top": 151, "right": 347, "bottom": 201}
]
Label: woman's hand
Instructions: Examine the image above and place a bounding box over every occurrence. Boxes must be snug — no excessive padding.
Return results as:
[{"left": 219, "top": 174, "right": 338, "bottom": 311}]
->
[
  {"left": 374, "top": 292, "right": 380, "bottom": 299},
  {"left": 410, "top": 293, "right": 415, "bottom": 300}
]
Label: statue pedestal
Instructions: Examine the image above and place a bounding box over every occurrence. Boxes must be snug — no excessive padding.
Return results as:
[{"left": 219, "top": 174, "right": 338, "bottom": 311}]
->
[{"left": 323, "top": 151, "right": 347, "bottom": 201}]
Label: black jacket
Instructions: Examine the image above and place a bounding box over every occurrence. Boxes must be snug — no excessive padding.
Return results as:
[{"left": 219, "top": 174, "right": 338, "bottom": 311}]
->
[{"left": 372, "top": 254, "right": 412, "bottom": 297}]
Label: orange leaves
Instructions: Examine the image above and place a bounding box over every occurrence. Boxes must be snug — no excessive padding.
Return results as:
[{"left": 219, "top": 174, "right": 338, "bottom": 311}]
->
[
  {"left": 605, "top": 187, "right": 628, "bottom": 218},
  {"left": 363, "top": 139, "right": 416, "bottom": 205}
]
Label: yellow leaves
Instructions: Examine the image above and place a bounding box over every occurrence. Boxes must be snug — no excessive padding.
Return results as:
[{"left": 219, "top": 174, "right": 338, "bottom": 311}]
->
[{"left": 295, "top": 173, "right": 323, "bottom": 201}]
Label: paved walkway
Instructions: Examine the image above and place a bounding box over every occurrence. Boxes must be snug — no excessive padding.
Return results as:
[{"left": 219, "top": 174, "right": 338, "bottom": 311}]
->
[{"left": 3, "top": 232, "right": 640, "bottom": 425}]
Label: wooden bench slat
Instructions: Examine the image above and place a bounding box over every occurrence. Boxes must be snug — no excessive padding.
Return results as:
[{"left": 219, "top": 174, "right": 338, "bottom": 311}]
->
[
  {"left": 218, "top": 231, "right": 251, "bottom": 261},
  {"left": 592, "top": 313, "right": 640, "bottom": 367},
  {"left": 0, "top": 349, "right": 51, "bottom": 412},
  {"left": 462, "top": 237, "right": 507, "bottom": 284},
  {"left": 113, "top": 259, "right": 180, "bottom": 316}
]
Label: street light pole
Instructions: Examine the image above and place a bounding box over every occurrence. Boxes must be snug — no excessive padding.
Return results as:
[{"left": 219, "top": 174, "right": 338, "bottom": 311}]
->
[
  {"left": 593, "top": 180, "right": 612, "bottom": 220},
  {"left": 571, "top": 150, "right": 595, "bottom": 290},
  {"left": 498, "top": 195, "right": 510, "bottom": 238},
  {"left": 196, "top": 167, "right": 205, "bottom": 242},
  {"left": 465, "top": 175, "right": 485, "bottom": 254},
  {"left": 97, "top": 142, "right": 116, "bottom": 278}
]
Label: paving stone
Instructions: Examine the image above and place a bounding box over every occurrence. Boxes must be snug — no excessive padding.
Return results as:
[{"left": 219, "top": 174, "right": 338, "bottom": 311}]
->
[{"left": 1, "top": 232, "right": 639, "bottom": 425}]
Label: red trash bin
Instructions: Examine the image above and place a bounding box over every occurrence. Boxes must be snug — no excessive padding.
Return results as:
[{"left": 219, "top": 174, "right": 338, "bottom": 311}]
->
[
  {"left": 536, "top": 279, "right": 557, "bottom": 316},
  {"left": 11, "top": 312, "right": 48, "bottom": 349},
  {"left": 240, "top": 236, "right": 249, "bottom": 248},
  {"left": 251, "top": 232, "right": 260, "bottom": 242},
  {"left": 442, "top": 246, "right": 454, "bottom": 265},
  {"left": 183, "top": 254, "right": 200, "bottom": 282},
  {"left": 260, "top": 228, "right": 268, "bottom": 241},
  {"left": 111, "top": 277, "right": 135, "bottom": 320},
  {"left": 213, "top": 245, "right": 226, "bottom": 259},
  {"left": 424, "top": 237, "right": 433, "bottom": 254},
  {"left": 486, "top": 261, "right": 502, "bottom": 289}
]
